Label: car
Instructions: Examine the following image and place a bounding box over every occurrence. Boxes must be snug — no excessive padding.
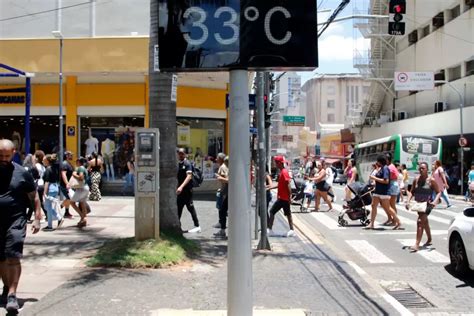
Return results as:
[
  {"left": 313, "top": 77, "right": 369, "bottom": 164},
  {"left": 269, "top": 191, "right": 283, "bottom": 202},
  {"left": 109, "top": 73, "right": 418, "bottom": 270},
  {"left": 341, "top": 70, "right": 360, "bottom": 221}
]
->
[
  {"left": 333, "top": 168, "right": 347, "bottom": 185},
  {"left": 448, "top": 207, "right": 474, "bottom": 277}
]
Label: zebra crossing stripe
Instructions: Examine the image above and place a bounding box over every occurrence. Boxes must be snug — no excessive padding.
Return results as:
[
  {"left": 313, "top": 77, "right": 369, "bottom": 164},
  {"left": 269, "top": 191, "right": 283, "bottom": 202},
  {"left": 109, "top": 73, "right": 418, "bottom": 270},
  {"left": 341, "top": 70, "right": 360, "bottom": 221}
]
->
[
  {"left": 311, "top": 213, "right": 346, "bottom": 230},
  {"left": 293, "top": 215, "right": 324, "bottom": 245},
  {"left": 397, "top": 239, "right": 450, "bottom": 263},
  {"left": 396, "top": 206, "right": 452, "bottom": 225},
  {"left": 346, "top": 240, "right": 394, "bottom": 264}
]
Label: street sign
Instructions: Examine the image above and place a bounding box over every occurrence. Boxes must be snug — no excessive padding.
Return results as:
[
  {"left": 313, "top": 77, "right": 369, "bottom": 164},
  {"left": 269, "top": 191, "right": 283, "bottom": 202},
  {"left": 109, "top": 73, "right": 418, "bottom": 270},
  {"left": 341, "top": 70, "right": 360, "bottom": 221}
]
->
[
  {"left": 226, "top": 94, "right": 256, "bottom": 109},
  {"left": 394, "top": 72, "right": 434, "bottom": 91},
  {"left": 283, "top": 115, "right": 305, "bottom": 126},
  {"left": 158, "top": 0, "right": 318, "bottom": 72},
  {"left": 459, "top": 136, "right": 468, "bottom": 147}
]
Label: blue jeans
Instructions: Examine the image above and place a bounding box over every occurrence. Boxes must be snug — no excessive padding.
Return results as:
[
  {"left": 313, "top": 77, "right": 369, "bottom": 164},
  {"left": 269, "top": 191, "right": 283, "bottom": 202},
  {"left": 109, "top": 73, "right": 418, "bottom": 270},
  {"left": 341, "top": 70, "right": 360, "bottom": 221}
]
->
[
  {"left": 432, "top": 188, "right": 451, "bottom": 206},
  {"left": 44, "top": 191, "right": 61, "bottom": 228},
  {"left": 123, "top": 173, "right": 135, "bottom": 193}
]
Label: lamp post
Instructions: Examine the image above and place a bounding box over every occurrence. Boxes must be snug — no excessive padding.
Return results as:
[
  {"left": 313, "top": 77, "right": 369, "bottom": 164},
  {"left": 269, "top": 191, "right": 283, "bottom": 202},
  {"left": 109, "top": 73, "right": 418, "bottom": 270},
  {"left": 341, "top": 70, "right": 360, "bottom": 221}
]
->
[{"left": 52, "top": 30, "right": 64, "bottom": 164}]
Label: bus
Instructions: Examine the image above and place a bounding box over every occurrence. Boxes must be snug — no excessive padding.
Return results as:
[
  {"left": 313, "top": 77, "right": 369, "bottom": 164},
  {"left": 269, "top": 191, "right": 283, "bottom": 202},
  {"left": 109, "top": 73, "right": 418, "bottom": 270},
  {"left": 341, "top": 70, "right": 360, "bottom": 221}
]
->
[{"left": 354, "top": 134, "right": 443, "bottom": 184}]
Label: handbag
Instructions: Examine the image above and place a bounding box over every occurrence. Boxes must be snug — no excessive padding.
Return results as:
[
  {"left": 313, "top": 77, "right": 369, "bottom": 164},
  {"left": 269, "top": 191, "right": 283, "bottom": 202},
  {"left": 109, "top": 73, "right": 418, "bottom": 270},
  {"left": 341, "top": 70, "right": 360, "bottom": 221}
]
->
[
  {"left": 68, "top": 176, "right": 84, "bottom": 189},
  {"left": 408, "top": 201, "right": 428, "bottom": 213}
]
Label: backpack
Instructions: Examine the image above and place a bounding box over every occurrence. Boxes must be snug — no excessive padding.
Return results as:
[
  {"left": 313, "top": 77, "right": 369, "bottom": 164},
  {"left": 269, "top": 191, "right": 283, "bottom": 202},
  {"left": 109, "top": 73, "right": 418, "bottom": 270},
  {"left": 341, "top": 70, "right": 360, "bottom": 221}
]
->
[{"left": 191, "top": 164, "right": 204, "bottom": 188}]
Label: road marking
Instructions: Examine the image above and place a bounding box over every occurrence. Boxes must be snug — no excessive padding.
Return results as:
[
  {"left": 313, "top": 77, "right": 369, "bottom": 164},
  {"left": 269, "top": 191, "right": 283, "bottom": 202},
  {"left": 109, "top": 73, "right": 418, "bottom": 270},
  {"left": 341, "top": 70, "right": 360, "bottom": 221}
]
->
[
  {"left": 311, "top": 212, "right": 346, "bottom": 230},
  {"left": 293, "top": 215, "right": 324, "bottom": 245},
  {"left": 361, "top": 230, "right": 446, "bottom": 236},
  {"left": 346, "top": 261, "right": 414, "bottom": 316},
  {"left": 431, "top": 208, "right": 461, "bottom": 218},
  {"left": 396, "top": 206, "right": 452, "bottom": 225},
  {"left": 346, "top": 240, "right": 394, "bottom": 264},
  {"left": 397, "top": 239, "right": 450, "bottom": 263}
]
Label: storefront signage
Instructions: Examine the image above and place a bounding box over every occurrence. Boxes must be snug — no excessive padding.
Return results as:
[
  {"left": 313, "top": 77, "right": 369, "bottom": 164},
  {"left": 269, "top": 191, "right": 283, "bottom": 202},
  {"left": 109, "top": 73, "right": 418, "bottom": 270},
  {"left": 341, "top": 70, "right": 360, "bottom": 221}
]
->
[
  {"left": 283, "top": 115, "right": 305, "bottom": 126},
  {"left": 67, "top": 126, "right": 76, "bottom": 137},
  {"left": 177, "top": 126, "right": 191, "bottom": 145},
  {"left": 394, "top": 72, "right": 434, "bottom": 91},
  {"left": 158, "top": 0, "right": 318, "bottom": 71},
  {"left": 171, "top": 74, "right": 178, "bottom": 102}
]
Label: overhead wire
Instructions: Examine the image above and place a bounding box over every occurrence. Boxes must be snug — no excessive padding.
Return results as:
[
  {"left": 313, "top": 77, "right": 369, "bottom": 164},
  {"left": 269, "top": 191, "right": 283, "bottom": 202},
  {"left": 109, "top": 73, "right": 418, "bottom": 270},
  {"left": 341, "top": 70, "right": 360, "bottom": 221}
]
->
[{"left": 0, "top": 1, "right": 91, "bottom": 22}]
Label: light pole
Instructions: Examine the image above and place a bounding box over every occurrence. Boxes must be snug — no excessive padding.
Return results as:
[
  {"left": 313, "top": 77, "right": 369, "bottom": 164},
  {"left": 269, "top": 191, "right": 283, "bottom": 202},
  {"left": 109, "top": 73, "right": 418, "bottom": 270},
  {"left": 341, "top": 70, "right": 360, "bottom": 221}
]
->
[{"left": 52, "top": 30, "right": 64, "bottom": 164}]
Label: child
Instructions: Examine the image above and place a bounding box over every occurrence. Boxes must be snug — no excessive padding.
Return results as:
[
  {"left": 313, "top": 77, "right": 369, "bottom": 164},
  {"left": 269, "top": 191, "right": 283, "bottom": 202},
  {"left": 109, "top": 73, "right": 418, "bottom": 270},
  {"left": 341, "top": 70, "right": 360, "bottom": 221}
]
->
[{"left": 302, "top": 179, "right": 315, "bottom": 211}]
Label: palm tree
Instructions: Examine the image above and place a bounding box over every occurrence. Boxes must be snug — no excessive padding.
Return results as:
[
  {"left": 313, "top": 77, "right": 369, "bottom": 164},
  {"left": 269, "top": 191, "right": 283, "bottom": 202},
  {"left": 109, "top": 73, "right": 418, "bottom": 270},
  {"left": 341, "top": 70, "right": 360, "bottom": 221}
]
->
[{"left": 149, "top": 0, "right": 181, "bottom": 234}]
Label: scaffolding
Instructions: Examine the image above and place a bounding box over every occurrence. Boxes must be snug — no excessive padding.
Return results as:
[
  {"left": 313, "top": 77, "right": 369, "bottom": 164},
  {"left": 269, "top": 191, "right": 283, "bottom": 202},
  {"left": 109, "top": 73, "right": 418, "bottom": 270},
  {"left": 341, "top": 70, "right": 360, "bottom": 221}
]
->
[{"left": 352, "top": 0, "right": 396, "bottom": 127}]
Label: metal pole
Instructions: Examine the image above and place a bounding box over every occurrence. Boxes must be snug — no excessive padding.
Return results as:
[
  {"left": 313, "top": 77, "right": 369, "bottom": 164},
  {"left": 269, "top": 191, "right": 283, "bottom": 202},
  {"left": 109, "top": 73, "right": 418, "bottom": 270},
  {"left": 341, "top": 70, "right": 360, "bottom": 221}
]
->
[
  {"left": 25, "top": 77, "right": 31, "bottom": 154},
  {"left": 257, "top": 72, "right": 271, "bottom": 250},
  {"left": 228, "top": 69, "right": 252, "bottom": 316},
  {"left": 59, "top": 37, "right": 64, "bottom": 164},
  {"left": 265, "top": 74, "right": 271, "bottom": 173}
]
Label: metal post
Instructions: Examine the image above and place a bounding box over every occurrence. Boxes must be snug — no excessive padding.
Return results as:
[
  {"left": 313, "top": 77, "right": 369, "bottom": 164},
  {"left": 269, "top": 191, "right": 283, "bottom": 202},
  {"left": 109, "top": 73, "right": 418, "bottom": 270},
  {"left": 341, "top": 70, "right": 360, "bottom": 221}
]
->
[
  {"left": 58, "top": 37, "right": 64, "bottom": 164},
  {"left": 257, "top": 72, "right": 271, "bottom": 250},
  {"left": 265, "top": 73, "right": 271, "bottom": 173},
  {"left": 228, "top": 70, "right": 252, "bottom": 316},
  {"left": 25, "top": 77, "right": 31, "bottom": 154}
]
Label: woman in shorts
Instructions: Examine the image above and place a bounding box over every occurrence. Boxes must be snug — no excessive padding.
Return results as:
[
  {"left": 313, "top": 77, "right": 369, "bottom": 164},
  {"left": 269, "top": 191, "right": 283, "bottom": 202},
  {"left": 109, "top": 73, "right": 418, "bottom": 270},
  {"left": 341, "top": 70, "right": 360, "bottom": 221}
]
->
[
  {"left": 405, "top": 162, "right": 441, "bottom": 252},
  {"left": 309, "top": 162, "right": 333, "bottom": 212},
  {"left": 365, "top": 155, "right": 401, "bottom": 230},
  {"left": 69, "top": 157, "right": 90, "bottom": 227}
]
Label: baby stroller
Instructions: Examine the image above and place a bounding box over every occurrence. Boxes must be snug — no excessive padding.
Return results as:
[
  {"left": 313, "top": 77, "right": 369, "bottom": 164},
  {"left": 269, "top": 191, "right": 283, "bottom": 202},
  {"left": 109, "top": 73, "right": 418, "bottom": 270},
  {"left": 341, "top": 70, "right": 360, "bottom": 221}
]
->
[
  {"left": 338, "top": 182, "right": 374, "bottom": 227},
  {"left": 291, "top": 177, "right": 306, "bottom": 211}
]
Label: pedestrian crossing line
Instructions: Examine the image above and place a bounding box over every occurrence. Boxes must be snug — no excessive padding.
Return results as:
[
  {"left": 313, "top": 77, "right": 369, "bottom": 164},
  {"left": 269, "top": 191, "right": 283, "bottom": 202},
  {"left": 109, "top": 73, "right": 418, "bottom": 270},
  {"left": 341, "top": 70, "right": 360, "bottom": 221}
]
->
[
  {"left": 360, "top": 230, "right": 446, "bottom": 236},
  {"left": 396, "top": 206, "right": 452, "bottom": 225},
  {"left": 311, "top": 212, "right": 346, "bottom": 230},
  {"left": 346, "top": 240, "right": 394, "bottom": 264},
  {"left": 397, "top": 239, "right": 450, "bottom": 263},
  {"left": 395, "top": 215, "right": 417, "bottom": 226},
  {"left": 293, "top": 215, "right": 324, "bottom": 245},
  {"left": 431, "top": 208, "right": 461, "bottom": 218}
]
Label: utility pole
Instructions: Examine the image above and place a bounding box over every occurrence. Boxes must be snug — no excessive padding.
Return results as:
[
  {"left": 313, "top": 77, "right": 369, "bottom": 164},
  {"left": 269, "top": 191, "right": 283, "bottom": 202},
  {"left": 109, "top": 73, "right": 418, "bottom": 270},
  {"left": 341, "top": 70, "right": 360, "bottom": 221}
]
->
[{"left": 264, "top": 73, "right": 272, "bottom": 173}]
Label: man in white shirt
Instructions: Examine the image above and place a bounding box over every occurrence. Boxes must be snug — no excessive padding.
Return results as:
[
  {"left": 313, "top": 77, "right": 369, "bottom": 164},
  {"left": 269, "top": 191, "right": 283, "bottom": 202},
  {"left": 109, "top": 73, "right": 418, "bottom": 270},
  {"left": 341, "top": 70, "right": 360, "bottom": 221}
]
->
[{"left": 322, "top": 158, "right": 336, "bottom": 202}]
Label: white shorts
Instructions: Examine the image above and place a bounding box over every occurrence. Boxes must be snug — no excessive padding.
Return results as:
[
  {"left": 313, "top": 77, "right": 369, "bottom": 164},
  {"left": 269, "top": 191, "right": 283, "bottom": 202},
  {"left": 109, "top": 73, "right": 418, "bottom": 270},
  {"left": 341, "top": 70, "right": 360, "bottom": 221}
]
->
[
  {"left": 373, "top": 193, "right": 390, "bottom": 200},
  {"left": 70, "top": 186, "right": 90, "bottom": 203}
]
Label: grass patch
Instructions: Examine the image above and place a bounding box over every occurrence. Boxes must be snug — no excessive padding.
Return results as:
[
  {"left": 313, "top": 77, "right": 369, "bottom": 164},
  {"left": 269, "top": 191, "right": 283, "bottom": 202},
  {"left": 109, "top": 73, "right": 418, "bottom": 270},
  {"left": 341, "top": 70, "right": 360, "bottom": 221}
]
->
[{"left": 86, "top": 231, "right": 200, "bottom": 269}]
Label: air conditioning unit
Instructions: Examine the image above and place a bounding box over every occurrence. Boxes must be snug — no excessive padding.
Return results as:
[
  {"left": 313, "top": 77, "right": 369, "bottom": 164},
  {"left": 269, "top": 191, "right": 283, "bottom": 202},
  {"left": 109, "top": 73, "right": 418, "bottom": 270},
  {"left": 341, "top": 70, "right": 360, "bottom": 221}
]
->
[
  {"left": 397, "top": 111, "right": 408, "bottom": 120},
  {"left": 434, "top": 101, "right": 448, "bottom": 113}
]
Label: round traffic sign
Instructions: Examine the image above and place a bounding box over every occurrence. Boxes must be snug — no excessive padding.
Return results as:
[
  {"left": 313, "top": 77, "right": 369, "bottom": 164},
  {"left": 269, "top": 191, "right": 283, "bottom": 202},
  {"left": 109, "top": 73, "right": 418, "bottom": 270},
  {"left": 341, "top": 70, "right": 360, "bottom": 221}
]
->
[{"left": 459, "top": 137, "right": 468, "bottom": 147}]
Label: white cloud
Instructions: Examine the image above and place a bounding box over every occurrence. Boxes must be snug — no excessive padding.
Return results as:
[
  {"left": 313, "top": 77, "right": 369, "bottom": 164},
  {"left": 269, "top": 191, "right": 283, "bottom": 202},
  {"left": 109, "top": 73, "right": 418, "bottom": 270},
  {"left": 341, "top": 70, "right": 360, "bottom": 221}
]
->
[{"left": 319, "top": 35, "right": 369, "bottom": 61}]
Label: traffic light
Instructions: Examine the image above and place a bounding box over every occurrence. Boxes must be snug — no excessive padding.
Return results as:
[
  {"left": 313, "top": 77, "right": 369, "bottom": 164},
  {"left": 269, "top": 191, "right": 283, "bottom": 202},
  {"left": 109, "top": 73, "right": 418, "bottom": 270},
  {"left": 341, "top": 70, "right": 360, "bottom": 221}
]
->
[
  {"left": 264, "top": 95, "right": 274, "bottom": 128},
  {"left": 388, "top": 0, "right": 406, "bottom": 35}
]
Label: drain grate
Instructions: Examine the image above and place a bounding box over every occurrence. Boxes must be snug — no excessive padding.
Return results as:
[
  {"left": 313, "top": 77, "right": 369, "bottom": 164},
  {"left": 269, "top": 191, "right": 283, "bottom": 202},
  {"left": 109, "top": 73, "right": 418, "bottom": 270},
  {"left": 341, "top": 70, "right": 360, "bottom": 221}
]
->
[{"left": 386, "top": 286, "right": 435, "bottom": 309}]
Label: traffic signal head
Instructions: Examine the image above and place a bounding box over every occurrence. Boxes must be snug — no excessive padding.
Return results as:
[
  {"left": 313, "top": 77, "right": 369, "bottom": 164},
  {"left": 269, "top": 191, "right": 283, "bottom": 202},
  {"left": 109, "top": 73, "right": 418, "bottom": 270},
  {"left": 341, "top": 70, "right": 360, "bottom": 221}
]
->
[{"left": 388, "top": 0, "right": 406, "bottom": 35}]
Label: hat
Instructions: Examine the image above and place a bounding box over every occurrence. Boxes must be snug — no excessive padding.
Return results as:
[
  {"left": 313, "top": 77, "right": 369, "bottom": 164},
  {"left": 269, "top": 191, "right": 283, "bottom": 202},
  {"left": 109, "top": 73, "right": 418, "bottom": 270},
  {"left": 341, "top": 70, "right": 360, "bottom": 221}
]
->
[
  {"left": 177, "top": 148, "right": 186, "bottom": 154},
  {"left": 274, "top": 155, "right": 286, "bottom": 164},
  {"left": 65, "top": 151, "right": 73, "bottom": 155}
]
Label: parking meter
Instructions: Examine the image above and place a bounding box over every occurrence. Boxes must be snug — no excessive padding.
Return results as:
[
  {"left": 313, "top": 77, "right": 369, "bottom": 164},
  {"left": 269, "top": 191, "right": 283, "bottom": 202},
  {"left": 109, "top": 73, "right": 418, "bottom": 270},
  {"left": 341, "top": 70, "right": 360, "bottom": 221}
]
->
[{"left": 134, "top": 128, "right": 160, "bottom": 240}]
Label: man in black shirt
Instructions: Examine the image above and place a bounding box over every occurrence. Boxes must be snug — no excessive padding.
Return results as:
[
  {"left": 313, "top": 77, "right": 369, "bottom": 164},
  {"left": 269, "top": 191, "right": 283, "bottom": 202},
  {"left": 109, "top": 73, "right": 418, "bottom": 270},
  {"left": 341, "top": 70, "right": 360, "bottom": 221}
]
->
[
  {"left": 0, "top": 139, "right": 42, "bottom": 312},
  {"left": 176, "top": 148, "right": 200, "bottom": 233},
  {"left": 60, "top": 151, "right": 74, "bottom": 218}
]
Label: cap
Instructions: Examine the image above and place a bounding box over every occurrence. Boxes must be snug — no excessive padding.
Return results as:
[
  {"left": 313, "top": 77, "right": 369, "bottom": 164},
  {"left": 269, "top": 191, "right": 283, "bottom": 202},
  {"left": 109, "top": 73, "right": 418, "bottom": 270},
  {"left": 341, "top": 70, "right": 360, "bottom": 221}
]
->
[
  {"left": 177, "top": 148, "right": 186, "bottom": 154},
  {"left": 274, "top": 155, "right": 286, "bottom": 164},
  {"left": 64, "top": 151, "right": 73, "bottom": 155}
]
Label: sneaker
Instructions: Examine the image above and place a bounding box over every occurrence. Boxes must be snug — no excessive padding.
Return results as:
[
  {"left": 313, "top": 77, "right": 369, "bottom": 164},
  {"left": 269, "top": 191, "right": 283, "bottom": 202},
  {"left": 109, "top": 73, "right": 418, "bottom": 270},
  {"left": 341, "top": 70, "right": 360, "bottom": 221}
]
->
[
  {"left": 447, "top": 204, "right": 453, "bottom": 208},
  {"left": 42, "top": 226, "right": 54, "bottom": 232},
  {"left": 213, "top": 222, "right": 221, "bottom": 229},
  {"left": 188, "top": 226, "right": 201, "bottom": 233},
  {"left": 286, "top": 230, "right": 296, "bottom": 237},
  {"left": 213, "top": 229, "right": 226, "bottom": 238},
  {"left": 57, "top": 218, "right": 64, "bottom": 229},
  {"left": 332, "top": 196, "right": 337, "bottom": 203},
  {"left": 6, "top": 294, "right": 19, "bottom": 312},
  {"left": 1, "top": 286, "right": 7, "bottom": 305}
]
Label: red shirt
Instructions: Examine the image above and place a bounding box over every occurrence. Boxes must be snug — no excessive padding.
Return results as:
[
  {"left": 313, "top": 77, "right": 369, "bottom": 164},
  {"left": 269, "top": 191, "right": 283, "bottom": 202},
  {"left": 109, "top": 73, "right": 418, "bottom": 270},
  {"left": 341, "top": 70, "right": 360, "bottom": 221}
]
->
[
  {"left": 388, "top": 164, "right": 399, "bottom": 180},
  {"left": 277, "top": 168, "right": 291, "bottom": 201}
]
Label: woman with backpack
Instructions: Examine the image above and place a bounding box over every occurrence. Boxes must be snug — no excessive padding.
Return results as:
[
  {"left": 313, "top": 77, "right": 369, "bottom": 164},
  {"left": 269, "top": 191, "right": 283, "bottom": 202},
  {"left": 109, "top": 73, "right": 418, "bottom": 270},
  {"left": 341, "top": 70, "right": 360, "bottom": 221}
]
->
[
  {"left": 405, "top": 162, "right": 441, "bottom": 252},
  {"left": 42, "top": 154, "right": 64, "bottom": 231}
]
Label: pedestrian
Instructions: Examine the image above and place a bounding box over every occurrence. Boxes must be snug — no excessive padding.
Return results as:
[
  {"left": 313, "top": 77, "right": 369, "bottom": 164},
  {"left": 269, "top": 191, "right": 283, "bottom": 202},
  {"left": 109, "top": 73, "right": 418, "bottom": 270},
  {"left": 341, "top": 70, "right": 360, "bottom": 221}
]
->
[
  {"left": 302, "top": 177, "right": 314, "bottom": 212},
  {"left": 214, "top": 154, "right": 229, "bottom": 238},
  {"left": 42, "top": 154, "right": 64, "bottom": 231},
  {"left": 323, "top": 158, "right": 336, "bottom": 202},
  {"left": 267, "top": 156, "right": 296, "bottom": 237},
  {"left": 23, "top": 154, "right": 40, "bottom": 222},
  {"left": 60, "top": 151, "right": 74, "bottom": 219},
  {"left": 401, "top": 163, "right": 409, "bottom": 201},
  {"left": 68, "top": 157, "right": 90, "bottom": 228},
  {"left": 365, "top": 155, "right": 402, "bottom": 230},
  {"left": 265, "top": 165, "right": 273, "bottom": 212},
  {"left": 87, "top": 152, "right": 103, "bottom": 201},
  {"left": 385, "top": 153, "right": 400, "bottom": 226},
  {"left": 308, "top": 161, "right": 333, "bottom": 212},
  {"left": 405, "top": 162, "right": 441, "bottom": 252},
  {"left": 0, "top": 139, "right": 42, "bottom": 313},
  {"left": 432, "top": 160, "right": 453, "bottom": 208},
  {"left": 176, "top": 148, "right": 201, "bottom": 233},
  {"left": 467, "top": 164, "right": 474, "bottom": 205},
  {"left": 122, "top": 155, "right": 135, "bottom": 195},
  {"left": 396, "top": 163, "right": 405, "bottom": 203},
  {"left": 344, "top": 159, "right": 358, "bottom": 201},
  {"left": 33, "top": 150, "right": 47, "bottom": 220}
]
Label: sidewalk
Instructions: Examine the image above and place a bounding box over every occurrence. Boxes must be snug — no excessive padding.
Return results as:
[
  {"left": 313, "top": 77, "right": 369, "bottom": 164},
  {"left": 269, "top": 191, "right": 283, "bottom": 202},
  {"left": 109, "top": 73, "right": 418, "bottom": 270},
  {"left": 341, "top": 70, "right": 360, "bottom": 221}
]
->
[{"left": 13, "top": 196, "right": 399, "bottom": 315}]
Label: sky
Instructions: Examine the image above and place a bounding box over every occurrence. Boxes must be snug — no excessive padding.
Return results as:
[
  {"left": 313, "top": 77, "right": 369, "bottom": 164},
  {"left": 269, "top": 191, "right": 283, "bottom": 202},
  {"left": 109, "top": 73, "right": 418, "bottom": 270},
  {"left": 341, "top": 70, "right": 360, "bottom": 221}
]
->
[{"left": 298, "top": 0, "right": 370, "bottom": 84}]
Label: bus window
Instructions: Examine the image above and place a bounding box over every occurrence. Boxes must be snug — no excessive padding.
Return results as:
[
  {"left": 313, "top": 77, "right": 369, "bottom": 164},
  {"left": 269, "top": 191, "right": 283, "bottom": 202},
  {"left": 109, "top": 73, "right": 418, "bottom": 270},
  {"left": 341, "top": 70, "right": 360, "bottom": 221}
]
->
[
  {"left": 376, "top": 144, "right": 382, "bottom": 152},
  {"left": 390, "top": 142, "right": 395, "bottom": 151},
  {"left": 382, "top": 143, "right": 389, "bottom": 151}
]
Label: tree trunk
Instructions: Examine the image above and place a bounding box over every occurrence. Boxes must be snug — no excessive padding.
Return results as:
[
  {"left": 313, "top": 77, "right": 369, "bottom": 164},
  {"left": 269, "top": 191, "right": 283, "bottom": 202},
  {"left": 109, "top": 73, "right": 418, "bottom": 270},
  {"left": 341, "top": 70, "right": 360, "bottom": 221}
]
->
[{"left": 149, "top": 0, "right": 181, "bottom": 234}]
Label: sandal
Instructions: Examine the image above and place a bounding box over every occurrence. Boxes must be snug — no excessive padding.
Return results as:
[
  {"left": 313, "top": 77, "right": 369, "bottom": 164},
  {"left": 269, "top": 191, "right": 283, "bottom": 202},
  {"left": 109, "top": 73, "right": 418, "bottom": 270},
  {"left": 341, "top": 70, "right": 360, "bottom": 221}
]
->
[{"left": 409, "top": 246, "right": 419, "bottom": 253}]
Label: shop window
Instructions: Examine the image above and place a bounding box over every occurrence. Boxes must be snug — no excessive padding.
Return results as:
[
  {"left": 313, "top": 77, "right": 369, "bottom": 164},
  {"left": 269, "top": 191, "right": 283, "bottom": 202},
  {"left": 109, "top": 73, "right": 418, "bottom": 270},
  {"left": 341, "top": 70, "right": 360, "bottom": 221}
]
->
[
  {"left": 176, "top": 118, "right": 225, "bottom": 179},
  {"left": 79, "top": 116, "right": 145, "bottom": 181}
]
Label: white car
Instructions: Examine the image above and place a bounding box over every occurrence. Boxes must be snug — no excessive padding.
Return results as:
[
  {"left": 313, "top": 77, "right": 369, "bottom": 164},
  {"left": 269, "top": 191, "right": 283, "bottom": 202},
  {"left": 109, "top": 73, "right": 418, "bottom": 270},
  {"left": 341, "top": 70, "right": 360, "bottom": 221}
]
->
[{"left": 448, "top": 207, "right": 474, "bottom": 277}]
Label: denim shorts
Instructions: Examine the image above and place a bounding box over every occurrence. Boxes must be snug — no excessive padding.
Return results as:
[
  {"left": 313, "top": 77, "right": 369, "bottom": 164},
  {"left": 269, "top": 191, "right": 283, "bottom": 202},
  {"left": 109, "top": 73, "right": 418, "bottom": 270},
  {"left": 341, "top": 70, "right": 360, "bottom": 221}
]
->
[{"left": 387, "top": 180, "right": 400, "bottom": 196}]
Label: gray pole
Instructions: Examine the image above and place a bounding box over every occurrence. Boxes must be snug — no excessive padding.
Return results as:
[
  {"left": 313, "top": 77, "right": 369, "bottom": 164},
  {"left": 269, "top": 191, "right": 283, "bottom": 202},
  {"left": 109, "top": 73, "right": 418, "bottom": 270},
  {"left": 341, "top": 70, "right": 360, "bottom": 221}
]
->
[
  {"left": 59, "top": 37, "right": 64, "bottom": 166},
  {"left": 265, "top": 73, "right": 271, "bottom": 172},
  {"left": 228, "top": 69, "right": 252, "bottom": 316},
  {"left": 257, "top": 72, "right": 271, "bottom": 250}
]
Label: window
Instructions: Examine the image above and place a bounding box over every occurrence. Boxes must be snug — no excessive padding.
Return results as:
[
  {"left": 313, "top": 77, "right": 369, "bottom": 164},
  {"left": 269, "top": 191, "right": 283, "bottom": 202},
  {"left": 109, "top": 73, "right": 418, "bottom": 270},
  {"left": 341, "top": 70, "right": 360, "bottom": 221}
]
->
[
  {"left": 346, "top": 86, "right": 350, "bottom": 103},
  {"left": 420, "top": 25, "right": 430, "bottom": 39},
  {"left": 351, "top": 86, "right": 355, "bottom": 103},
  {"left": 327, "top": 85, "right": 336, "bottom": 95},
  {"left": 448, "top": 65, "right": 461, "bottom": 82},
  {"left": 327, "top": 100, "right": 335, "bottom": 108},
  {"left": 327, "top": 113, "right": 335, "bottom": 122},
  {"left": 466, "top": 59, "right": 474, "bottom": 76},
  {"left": 362, "top": 86, "right": 369, "bottom": 96},
  {"left": 432, "top": 12, "right": 444, "bottom": 30},
  {"left": 450, "top": 5, "right": 461, "bottom": 20},
  {"left": 355, "top": 87, "right": 359, "bottom": 104},
  {"left": 434, "top": 70, "right": 446, "bottom": 86}
]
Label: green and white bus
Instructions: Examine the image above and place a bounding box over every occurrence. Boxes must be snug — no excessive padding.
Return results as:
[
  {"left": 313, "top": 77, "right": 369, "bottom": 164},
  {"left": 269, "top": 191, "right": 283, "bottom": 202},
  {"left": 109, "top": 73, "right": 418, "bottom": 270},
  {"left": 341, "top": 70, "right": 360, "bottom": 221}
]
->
[{"left": 354, "top": 134, "right": 443, "bottom": 183}]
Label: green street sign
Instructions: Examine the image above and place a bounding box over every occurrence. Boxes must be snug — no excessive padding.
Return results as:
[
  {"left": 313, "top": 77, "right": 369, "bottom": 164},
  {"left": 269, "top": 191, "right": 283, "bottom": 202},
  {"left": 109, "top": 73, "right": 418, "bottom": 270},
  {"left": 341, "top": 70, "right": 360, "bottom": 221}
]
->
[{"left": 283, "top": 115, "right": 305, "bottom": 126}]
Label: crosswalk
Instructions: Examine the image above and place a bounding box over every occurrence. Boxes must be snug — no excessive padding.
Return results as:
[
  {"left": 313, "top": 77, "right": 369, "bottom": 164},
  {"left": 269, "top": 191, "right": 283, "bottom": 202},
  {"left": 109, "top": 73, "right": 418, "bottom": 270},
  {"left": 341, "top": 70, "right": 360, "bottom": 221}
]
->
[{"left": 292, "top": 199, "right": 465, "bottom": 266}]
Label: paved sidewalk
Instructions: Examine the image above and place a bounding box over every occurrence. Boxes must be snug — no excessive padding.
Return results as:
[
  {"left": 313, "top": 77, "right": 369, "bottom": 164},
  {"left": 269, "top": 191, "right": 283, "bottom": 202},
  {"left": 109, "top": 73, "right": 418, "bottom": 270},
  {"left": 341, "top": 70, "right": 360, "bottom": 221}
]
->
[{"left": 8, "top": 196, "right": 400, "bottom": 315}]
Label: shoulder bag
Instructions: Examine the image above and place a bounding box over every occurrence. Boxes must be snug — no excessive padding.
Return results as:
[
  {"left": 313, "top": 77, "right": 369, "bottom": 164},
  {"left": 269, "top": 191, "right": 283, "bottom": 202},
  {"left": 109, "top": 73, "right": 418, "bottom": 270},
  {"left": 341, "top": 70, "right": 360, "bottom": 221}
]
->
[{"left": 68, "top": 175, "right": 84, "bottom": 189}]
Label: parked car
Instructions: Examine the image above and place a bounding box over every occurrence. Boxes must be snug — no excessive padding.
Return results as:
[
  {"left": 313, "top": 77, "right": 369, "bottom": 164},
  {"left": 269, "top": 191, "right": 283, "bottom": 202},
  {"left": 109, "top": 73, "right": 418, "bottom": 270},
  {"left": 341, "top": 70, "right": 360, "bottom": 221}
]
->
[
  {"left": 333, "top": 168, "right": 347, "bottom": 185},
  {"left": 448, "top": 207, "right": 474, "bottom": 277}
]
